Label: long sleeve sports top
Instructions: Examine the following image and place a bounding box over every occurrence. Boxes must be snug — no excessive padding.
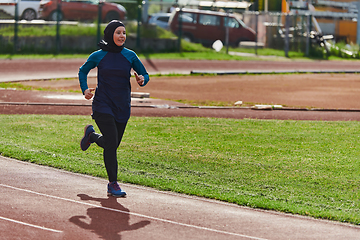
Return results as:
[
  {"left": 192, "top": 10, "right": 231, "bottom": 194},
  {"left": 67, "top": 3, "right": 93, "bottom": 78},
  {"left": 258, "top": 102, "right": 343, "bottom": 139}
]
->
[{"left": 79, "top": 48, "right": 149, "bottom": 123}]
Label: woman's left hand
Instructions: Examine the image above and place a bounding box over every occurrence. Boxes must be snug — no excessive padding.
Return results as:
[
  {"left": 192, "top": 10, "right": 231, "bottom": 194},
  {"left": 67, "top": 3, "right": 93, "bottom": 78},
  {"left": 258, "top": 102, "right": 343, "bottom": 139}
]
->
[{"left": 134, "top": 72, "right": 144, "bottom": 86}]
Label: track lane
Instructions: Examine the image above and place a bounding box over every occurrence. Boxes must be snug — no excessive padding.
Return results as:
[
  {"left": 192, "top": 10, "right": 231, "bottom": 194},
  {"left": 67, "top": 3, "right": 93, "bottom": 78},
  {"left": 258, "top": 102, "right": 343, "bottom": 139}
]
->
[{"left": 1, "top": 156, "right": 360, "bottom": 240}]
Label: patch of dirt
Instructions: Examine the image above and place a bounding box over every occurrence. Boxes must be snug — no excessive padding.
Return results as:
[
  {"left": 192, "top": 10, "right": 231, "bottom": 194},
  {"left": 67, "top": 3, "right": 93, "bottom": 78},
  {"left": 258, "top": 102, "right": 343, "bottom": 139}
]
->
[
  {"left": 14, "top": 73, "right": 360, "bottom": 110},
  {"left": 2, "top": 58, "right": 360, "bottom": 120}
]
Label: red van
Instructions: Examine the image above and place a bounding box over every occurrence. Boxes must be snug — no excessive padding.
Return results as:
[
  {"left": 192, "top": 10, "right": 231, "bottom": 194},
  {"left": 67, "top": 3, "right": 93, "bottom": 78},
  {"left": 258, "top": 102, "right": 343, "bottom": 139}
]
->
[{"left": 169, "top": 8, "right": 255, "bottom": 47}]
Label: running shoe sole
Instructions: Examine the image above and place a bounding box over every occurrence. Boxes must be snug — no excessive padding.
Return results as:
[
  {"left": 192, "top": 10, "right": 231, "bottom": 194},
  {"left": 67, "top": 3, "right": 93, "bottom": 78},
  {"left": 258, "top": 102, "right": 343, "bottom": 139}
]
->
[
  {"left": 80, "top": 124, "right": 94, "bottom": 151},
  {"left": 107, "top": 191, "right": 127, "bottom": 197}
]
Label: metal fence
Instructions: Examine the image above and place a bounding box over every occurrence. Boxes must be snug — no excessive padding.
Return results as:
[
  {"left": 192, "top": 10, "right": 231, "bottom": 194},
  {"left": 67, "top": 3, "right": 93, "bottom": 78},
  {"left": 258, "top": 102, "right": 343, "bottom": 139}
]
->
[
  {"left": 0, "top": 0, "right": 350, "bottom": 56},
  {"left": 244, "top": 11, "right": 314, "bottom": 56},
  {"left": 0, "top": 0, "right": 144, "bottom": 54},
  {"left": 243, "top": 10, "right": 359, "bottom": 55}
]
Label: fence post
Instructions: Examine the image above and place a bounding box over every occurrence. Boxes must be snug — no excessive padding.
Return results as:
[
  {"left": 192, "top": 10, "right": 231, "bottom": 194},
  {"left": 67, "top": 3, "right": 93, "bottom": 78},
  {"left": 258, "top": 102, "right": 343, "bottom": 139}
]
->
[
  {"left": 225, "top": 10, "right": 229, "bottom": 54},
  {"left": 306, "top": 14, "right": 310, "bottom": 57},
  {"left": 301, "top": 15, "right": 304, "bottom": 52},
  {"left": 293, "top": 14, "right": 298, "bottom": 51},
  {"left": 13, "top": 0, "right": 19, "bottom": 53},
  {"left": 142, "top": 0, "right": 149, "bottom": 23},
  {"left": 255, "top": 11, "right": 259, "bottom": 55},
  {"left": 178, "top": 8, "right": 182, "bottom": 52},
  {"left": 136, "top": 1, "right": 142, "bottom": 49},
  {"left": 285, "top": 14, "right": 289, "bottom": 57},
  {"left": 56, "top": 1, "right": 61, "bottom": 54},
  {"left": 97, "top": 1, "right": 103, "bottom": 45},
  {"left": 277, "top": 14, "right": 281, "bottom": 38}
]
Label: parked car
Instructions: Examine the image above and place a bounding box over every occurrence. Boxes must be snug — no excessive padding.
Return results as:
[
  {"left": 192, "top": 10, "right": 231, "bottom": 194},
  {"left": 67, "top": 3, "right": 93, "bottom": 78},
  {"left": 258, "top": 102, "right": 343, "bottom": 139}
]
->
[
  {"left": 38, "top": 0, "right": 126, "bottom": 22},
  {"left": 0, "top": 0, "right": 40, "bottom": 21},
  {"left": 148, "top": 12, "right": 171, "bottom": 30},
  {"left": 169, "top": 8, "right": 256, "bottom": 47}
]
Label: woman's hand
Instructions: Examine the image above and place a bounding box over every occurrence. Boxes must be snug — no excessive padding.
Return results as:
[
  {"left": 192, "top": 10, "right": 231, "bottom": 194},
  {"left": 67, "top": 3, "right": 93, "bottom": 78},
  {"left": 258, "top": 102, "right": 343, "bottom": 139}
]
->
[
  {"left": 134, "top": 72, "right": 144, "bottom": 86},
  {"left": 84, "top": 88, "right": 95, "bottom": 100}
]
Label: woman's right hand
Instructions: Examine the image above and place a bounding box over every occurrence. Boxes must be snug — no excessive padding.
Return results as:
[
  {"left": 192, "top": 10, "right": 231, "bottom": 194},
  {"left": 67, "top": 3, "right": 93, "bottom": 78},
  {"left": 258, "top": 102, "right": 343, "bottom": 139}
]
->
[{"left": 84, "top": 88, "right": 95, "bottom": 100}]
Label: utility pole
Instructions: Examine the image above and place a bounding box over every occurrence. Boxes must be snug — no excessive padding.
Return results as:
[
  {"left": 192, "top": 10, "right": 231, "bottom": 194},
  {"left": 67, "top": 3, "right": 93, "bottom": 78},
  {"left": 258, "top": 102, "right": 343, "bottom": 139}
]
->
[{"left": 264, "top": 0, "right": 268, "bottom": 12}]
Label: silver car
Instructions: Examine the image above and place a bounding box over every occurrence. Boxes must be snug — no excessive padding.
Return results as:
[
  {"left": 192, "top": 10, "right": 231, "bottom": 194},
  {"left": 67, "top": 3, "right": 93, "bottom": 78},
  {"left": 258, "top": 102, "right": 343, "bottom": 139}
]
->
[
  {"left": 0, "top": 0, "right": 40, "bottom": 20},
  {"left": 149, "top": 12, "right": 171, "bottom": 30}
]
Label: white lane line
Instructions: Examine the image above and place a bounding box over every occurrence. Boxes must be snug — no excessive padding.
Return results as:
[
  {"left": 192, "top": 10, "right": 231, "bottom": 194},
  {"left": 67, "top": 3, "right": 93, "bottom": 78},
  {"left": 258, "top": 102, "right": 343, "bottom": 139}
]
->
[
  {"left": 0, "top": 216, "right": 63, "bottom": 233},
  {"left": 0, "top": 183, "right": 268, "bottom": 240}
]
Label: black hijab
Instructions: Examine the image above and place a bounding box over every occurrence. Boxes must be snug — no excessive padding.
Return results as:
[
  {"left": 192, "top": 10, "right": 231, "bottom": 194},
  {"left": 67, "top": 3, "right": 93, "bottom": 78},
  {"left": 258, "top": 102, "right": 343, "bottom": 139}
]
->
[{"left": 98, "top": 20, "right": 125, "bottom": 53}]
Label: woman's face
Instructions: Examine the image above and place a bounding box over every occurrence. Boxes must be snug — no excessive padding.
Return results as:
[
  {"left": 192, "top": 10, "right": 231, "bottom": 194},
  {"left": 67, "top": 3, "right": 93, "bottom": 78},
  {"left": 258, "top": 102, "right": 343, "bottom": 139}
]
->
[{"left": 113, "top": 26, "right": 126, "bottom": 46}]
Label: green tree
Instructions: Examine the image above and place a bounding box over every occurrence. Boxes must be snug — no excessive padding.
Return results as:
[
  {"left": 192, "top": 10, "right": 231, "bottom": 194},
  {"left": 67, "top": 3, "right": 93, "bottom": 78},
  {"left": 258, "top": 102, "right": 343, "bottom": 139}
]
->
[
  {"left": 121, "top": 2, "right": 139, "bottom": 21},
  {"left": 249, "top": 0, "right": 282, "bottom": 11},
  {"left": 268, "top": 0, "right": 282, "bottom": 11}
]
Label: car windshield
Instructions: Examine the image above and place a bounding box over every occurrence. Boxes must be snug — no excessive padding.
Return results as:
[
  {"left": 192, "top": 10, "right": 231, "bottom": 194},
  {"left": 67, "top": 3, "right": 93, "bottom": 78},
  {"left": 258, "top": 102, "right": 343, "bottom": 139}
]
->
[
  {"left": 157, "top": 16, "right": 169, "bottom": 22},
  {"left": 224, "top": 17, "right": 239, "bottom": 28},
  {"left": 234, "top": 15, "right": 246, "bottom": 28},
  {"left": 224, "top": 15, "right": 246, "bottom": 28}
]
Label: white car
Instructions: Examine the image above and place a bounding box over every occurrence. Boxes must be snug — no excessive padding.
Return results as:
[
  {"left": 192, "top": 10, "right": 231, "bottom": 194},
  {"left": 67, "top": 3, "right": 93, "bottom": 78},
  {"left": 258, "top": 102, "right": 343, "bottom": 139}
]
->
[
  {"left": 149, "top": 12, "right": 171, "bottom": 30},
  {"left": 0, "top": 0, "right": 40, "bottom": 21}
]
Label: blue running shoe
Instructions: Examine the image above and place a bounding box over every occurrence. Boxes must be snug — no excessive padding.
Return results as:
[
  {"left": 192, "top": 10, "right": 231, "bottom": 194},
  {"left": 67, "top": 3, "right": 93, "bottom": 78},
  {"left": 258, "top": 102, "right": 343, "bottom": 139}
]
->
[
  {"left": 80, "top": 124, "right": 95, "bottom": 151},
  {"left": 107, "top": 181, "right": 127, "bottom": 197}
]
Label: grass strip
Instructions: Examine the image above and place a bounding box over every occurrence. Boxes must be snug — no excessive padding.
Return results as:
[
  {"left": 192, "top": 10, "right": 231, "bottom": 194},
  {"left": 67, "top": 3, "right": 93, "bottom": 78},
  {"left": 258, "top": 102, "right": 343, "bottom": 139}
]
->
[{"left": 0, "top": 115, "right": 359, "bottom": 224}]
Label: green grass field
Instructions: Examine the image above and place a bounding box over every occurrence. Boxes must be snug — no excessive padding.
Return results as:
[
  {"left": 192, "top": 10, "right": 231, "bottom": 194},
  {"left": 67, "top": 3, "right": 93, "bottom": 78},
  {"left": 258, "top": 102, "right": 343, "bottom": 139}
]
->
[{"left": 0, "top": 115, "right": 359, "bottom": 225}]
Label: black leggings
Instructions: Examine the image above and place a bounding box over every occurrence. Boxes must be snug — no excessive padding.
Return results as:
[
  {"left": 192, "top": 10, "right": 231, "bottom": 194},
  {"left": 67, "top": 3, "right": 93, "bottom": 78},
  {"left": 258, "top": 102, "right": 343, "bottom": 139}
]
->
[{"left": 90, "top": 112, "right": 127, "bottom": 182}]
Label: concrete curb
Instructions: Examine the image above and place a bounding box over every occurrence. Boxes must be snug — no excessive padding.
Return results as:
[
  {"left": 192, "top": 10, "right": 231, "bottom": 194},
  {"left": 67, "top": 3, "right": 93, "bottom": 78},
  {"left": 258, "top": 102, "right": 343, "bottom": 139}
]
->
[
  {"left": 2, "top": 101, "right": 360, "bottom": 113},
  {"left": 191, "top": 69, "right": 360, "bottom": 75}
]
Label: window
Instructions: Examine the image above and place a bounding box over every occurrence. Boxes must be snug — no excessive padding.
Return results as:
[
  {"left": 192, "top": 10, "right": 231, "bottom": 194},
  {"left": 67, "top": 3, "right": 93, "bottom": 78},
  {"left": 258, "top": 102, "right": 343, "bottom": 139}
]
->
[
  {"left": 224, "top": 17, "right": 240, "bottom": 28},
  {"left": 199, "top": 14, "right": 220, "bottom": 26},
  {"left": 157, "top": 16, "right": 169, "bottom": 23},
  {"left": 179, "top": 12, "right": 197, "bottom": 23}
]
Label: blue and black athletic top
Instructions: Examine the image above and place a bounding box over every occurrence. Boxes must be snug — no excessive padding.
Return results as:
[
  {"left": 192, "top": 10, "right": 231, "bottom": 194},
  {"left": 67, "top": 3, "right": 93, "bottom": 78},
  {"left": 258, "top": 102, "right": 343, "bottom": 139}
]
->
[{"left": 79, "top": 48, "right": 149, "bottom": 123}]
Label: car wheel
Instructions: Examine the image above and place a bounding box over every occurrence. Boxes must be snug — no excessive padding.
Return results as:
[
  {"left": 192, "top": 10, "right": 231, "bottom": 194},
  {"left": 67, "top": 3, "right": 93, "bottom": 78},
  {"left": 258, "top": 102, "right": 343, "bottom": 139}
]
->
[
  {"left": 50, "top": 11, "right": 63, "bottom": 21},
  {"left": 22, "top": 9, "right": 36, "bottom": 21},
  {"left": 183, "top": 33, "right": 193, "bottom": 42},
  {"left": 105, "top": 11, "right": 120, "bottom": 22}
]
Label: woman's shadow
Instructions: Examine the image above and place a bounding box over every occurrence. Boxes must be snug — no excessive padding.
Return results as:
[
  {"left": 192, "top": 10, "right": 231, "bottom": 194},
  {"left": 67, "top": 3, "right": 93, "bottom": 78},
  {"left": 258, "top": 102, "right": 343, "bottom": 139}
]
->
[{"left": 69, "top": 194, "right": 150, "bottom": 240}]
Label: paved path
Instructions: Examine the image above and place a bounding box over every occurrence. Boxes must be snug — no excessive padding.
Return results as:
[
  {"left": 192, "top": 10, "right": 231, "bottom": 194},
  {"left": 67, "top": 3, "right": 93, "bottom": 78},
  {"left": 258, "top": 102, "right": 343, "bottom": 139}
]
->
[{"left": 1, "top": 156, "right": 360, "bottom": 240}]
